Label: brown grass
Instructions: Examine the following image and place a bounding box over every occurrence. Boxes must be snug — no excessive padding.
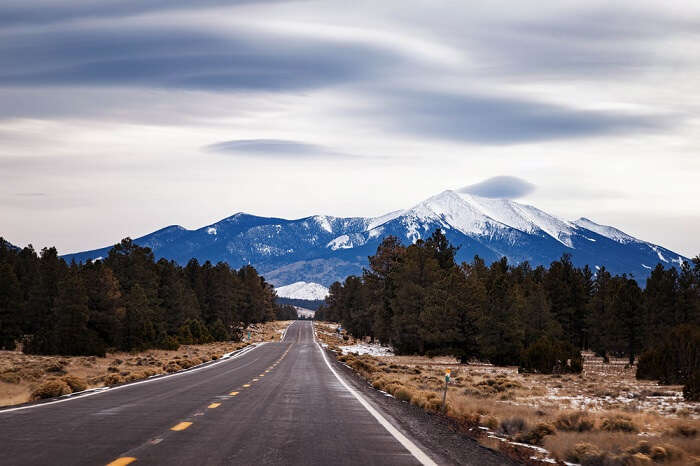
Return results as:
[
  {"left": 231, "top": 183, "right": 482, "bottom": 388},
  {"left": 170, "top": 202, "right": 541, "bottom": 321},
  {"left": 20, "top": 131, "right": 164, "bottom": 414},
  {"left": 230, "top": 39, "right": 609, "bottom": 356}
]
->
[
  {"left": 0, "top": 321, "right": 293, "bottom": 407},
  {"left": 314, "top": 321, "right": 700, "bottom": 465}
]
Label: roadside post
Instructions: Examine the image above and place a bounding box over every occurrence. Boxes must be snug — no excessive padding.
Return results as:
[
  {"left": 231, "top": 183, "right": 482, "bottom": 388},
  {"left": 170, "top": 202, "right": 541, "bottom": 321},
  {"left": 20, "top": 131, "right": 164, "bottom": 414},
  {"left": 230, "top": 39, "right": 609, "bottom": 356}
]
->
[{"left": 442, "top": 369, "right": 450, "bottom": 412}]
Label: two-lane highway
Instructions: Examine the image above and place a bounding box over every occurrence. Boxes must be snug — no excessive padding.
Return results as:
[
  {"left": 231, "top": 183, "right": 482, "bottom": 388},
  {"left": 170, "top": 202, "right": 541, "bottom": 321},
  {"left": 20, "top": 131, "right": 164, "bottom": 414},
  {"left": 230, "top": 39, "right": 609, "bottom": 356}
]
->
[{"left": 0, "top": 321, "right": 436, "bottom": 465}]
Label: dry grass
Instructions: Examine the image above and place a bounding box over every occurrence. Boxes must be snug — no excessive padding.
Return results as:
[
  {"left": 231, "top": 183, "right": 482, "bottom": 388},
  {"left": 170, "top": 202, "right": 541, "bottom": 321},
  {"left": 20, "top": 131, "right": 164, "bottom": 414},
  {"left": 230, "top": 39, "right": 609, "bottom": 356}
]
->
[
  {"left": 0, "top": 321, "right": 292, "bottom": 407},
  {"left": 314, "top": 321, "right": 700, "bottom": 465}
]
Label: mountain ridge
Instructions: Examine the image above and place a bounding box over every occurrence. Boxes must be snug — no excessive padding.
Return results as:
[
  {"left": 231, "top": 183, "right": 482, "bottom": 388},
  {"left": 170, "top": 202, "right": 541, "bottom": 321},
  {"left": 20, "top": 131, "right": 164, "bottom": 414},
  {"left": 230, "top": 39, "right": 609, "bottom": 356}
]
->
[{"left": 61, "top": 190, "right": 690, "bottom": 286}]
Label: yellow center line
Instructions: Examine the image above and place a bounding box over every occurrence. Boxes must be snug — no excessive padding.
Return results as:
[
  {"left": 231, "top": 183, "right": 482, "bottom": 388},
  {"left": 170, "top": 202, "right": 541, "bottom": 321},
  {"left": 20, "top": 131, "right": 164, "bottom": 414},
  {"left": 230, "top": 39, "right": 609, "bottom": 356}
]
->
[
  {"left": 207, "top": 403, "right": 221, "bottom": 409},
  {"left": 230, "top": 391, "right": 239, "bottom": 396},
  {"left": 170, "top": 422, "right": 192, "bottom": 431},
  {"left": 106, "top": 458, "right": 136, "bottom": 466},
  {"left": 252, "top": 378, "right": 259, "bottom": 381},
  {"left": 243, "top": 384, "right": 251, "bottom": 388}
]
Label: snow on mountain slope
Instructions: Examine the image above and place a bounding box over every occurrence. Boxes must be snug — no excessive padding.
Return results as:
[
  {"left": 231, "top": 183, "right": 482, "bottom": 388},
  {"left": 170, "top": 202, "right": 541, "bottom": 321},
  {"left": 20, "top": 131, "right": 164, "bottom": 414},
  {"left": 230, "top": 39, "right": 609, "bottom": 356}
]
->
[
  {"left": 573, "top": 217, "right": 639, "bottom": 244},
  {"left": 276, "top": 281, "right": 329, "bottom": 300},
  {"left": 400, "top": 190, "right": 504, "bottom": 241},
  {"left": 367, "top": 209, "right": 404, "bottom": 230},
  {"left": 61, "top": 189, "right": 691, "bottom": 287},
  {"left": 458, "top": 193, "right": 574, "bottom": 247}
]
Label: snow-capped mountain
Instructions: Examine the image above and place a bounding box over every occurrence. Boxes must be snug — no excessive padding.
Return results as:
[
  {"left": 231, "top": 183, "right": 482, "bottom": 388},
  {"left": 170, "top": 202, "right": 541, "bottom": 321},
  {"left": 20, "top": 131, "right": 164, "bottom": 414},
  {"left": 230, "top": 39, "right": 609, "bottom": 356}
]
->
[
  {"left": 275, "top": 281, "right": 329, "bottom": 300},
  {"left": 62, "top": 190, "right": 690, "bottom": 286}
]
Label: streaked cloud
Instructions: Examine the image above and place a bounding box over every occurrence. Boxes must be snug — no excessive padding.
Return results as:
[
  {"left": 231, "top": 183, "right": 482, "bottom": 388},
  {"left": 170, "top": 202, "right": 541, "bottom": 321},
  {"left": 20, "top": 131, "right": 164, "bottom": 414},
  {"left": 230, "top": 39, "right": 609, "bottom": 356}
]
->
[
  {"left": 205, "top": 139, "right": 350, "bottom": 159},
  {"left": 0, "top": 0, "right": 698, "bottom": 257},
  {"left": 0, "top": 26, "right": 397, "bottom": 91},
  {"left": 371, "top": 89, "right": 676, "bottom": 144}
]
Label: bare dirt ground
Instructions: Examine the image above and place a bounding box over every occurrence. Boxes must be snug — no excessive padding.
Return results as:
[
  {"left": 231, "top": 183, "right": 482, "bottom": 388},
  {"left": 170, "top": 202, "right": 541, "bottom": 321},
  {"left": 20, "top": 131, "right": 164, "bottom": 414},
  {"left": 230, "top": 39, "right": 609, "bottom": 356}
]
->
[
  {"left": 315, "top": 322, "right": 700, "bottom": 465},
  {"left": 0, "top": 321, "right": 293, "bottom": 407}
]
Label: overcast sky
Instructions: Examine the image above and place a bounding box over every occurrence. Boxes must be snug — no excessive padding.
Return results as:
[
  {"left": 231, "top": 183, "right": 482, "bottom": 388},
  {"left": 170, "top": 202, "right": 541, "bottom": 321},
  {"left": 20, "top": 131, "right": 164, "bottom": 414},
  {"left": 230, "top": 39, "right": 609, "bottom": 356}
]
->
[{"left": 1, "top": 0, "right": 698, "bottom": 257}]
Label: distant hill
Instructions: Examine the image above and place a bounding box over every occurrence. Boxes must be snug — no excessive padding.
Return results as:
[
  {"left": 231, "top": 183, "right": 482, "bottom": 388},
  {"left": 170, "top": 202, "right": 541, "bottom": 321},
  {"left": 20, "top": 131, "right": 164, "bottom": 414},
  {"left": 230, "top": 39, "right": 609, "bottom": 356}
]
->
[
  {"left": 62, "top": 190, "right": 690, "bottom": 286},
  {"left": 276, "top": 281, "right": 329, "bottom": 300},
  {"left": 0, "top": 238, "right": 20, "bottom": 251}
]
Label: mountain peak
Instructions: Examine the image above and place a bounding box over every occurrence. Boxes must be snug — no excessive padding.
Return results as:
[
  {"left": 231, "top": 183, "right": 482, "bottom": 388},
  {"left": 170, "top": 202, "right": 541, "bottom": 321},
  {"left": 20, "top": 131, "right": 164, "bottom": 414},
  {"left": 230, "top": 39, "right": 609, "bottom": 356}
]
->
[
  {"left": 276, "top": 281, "right": 329, "bottom": 300},
  {"left": 61, "top": 191, "right": 689, "bottom": 287}
]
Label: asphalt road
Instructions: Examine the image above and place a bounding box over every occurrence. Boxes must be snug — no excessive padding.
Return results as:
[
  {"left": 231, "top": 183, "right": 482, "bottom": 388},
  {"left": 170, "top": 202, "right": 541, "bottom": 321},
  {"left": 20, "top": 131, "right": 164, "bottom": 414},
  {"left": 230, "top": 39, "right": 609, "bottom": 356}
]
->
[{"left": 0, "top": 321, "right": 444, "bottom": 465}]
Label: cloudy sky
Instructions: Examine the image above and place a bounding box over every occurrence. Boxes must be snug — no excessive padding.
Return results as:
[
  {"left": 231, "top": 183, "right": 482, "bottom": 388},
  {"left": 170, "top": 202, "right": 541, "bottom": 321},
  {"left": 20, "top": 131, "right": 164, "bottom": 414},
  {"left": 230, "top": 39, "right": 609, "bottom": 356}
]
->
[{"left": 1, "top": 0, "right": 698, "bottom": 257}]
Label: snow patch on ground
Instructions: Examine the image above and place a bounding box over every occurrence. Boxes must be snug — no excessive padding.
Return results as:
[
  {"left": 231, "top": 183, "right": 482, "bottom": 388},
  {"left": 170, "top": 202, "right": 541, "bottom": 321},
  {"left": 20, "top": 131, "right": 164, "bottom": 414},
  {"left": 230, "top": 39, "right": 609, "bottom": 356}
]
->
[
  {"left": 207, "top": 227, "right": 217, "bottom": 235},
  {"left": 339, "top": 342, "right": 394, "bottom": 357}
]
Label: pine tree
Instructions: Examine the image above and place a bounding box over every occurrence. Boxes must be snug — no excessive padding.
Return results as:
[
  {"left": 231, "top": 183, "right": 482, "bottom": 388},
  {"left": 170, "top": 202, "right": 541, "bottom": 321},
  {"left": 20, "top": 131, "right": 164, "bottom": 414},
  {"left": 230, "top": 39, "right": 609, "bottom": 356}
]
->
[
  {"left": 123, "top": 284, "right": 155, "bottom": 351},
  {"left": 0, "top": 263, "right": 23, "bottom": 350},
  {"left": 425, "top": 229, "right": 458, "bottom": 270},
  {"left": 609, "top": 276, "right": 644, "bottom": 363},
  {"left": 85, "top": 264, "right": 122, "bottom": 348},
  {"left": 477, "top": 257, "right": 524, "bottom": 365},
  {"left": 52, "top": 265, "right": 102, "bottom": 356},
  {"left": 365, "top": 236, "right": 404, "bottom": 344},
  {"left": 390, "top": 241, "right": 440, "bottom": 354}
]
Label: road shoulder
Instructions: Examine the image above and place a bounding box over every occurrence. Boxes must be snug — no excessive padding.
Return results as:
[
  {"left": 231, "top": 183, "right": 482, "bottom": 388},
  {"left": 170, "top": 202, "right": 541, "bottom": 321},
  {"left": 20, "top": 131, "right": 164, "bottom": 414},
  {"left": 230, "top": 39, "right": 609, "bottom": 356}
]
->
[{"left": 323, "top": 346, "right": 519, "bottom": 466}]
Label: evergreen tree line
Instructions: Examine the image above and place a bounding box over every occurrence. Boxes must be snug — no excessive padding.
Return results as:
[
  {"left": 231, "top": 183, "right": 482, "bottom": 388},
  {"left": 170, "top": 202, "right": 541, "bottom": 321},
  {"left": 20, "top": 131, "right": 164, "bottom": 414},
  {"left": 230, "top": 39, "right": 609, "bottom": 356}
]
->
[
  {"left": 0, "top": 238, "right": 285, "bottom": 356},
  {"left": 315, "top": 231, "right": 700, "bottom": 395}
]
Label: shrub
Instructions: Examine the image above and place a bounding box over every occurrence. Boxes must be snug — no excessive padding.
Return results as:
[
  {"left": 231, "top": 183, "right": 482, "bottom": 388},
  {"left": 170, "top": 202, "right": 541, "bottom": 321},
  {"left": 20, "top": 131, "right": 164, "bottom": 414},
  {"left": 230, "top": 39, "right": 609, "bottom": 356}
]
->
[
  {"left": 395, "top": 387, "right": 412, "bottom": 402},
  {"left": 177, "top": 359, "right": 196, "bottom": 370},
  {"left": 600, "top": 414, "right": 638, "bottom": 433},
  {"left": 0, "top": 371, "right": 21, "bottom": 384},
  {"left": 517, "top": 422, "right": 556, "bottom": 445},
  {"left": 499, "top": 416, "right": 527, "bottom": 435},
  {"left": 163, "top": 361, "right": 181, "bottom": 373},
  {"left": 159, "top": 335, "right": 180, "bottom": 351},
  {"left": 483, "top": 416, "right": 499, "bottom": 430},
  {"left": 520, "top": 336, "right": 582, "bottom": 374},
  {"left": 426, "top": 398, "right": 443, "bottom": 412},
  {"left": 627, "top": 440, "right": 651, "bottom": 455},
  {"left": 565, "top": 442, "right": 602, "bottom": 464},
  {"left": 103, "top": 374, "right": 124, "bottom": 385},
  {"left": 650, "top": 445, "right": 685, "bottom": 463},
  {"left": 372, "top": 377, "right": 386, "bottom": 390},
  {"left": 627, "top": 453, "right": 652, "bottom": 465},
  {"left": 555, "top": 411, "right": 595, "bottom": 432},
  {"left": 44, "top": 361, "right": 66, "bottom": 374},
  {"left": 31, "top": 380, "right": 72, "bottom": 400},
  {"left": 62, "top": 376, "right": 87, "bottom": 392},
  {"left": 671, "top": 423, "right": 698, "bottom": 438}
]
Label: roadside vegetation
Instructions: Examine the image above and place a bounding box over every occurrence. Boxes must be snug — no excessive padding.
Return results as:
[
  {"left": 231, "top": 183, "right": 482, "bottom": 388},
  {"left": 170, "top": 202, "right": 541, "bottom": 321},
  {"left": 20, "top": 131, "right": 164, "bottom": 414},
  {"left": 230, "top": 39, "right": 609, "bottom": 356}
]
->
[
  {"left": 315, "top": 231, "right": 700, "bottom": 399},
  {"left": 0, "top": 237, "right": 295, "bottom": 356},
  {"left": 0, "top": 321, "right": 291, "bottom": 407},
  {"left": 315, "top": 230, "right": 699, "bottom": 464},
  {"left": 316, "top": 323, "right": 700, "bottom": 465}
]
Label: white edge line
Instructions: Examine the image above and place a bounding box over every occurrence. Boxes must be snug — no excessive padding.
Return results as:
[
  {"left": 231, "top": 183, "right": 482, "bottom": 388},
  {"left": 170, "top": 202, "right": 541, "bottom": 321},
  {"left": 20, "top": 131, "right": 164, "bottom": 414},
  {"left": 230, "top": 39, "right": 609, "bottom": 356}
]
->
[
  {"left": 314, "top": 325, "right": 437, "bottom": 466},
  {"left": 0, "top": 342, "right": 267, "bottom": 414},
  {"left": 280, "top": 320, "right": 294, "bottom": 342}
]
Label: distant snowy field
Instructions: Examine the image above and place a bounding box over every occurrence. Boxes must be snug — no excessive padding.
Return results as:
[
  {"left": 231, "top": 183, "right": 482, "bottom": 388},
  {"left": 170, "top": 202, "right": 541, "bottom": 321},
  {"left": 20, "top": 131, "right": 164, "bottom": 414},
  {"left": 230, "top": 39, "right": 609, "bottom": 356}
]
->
[
  {"left": 276, "top": 281, "right": 329, "bottom": 300},
  {"left": 340, "top": 342, "right": 394, "bottom": 357}
]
